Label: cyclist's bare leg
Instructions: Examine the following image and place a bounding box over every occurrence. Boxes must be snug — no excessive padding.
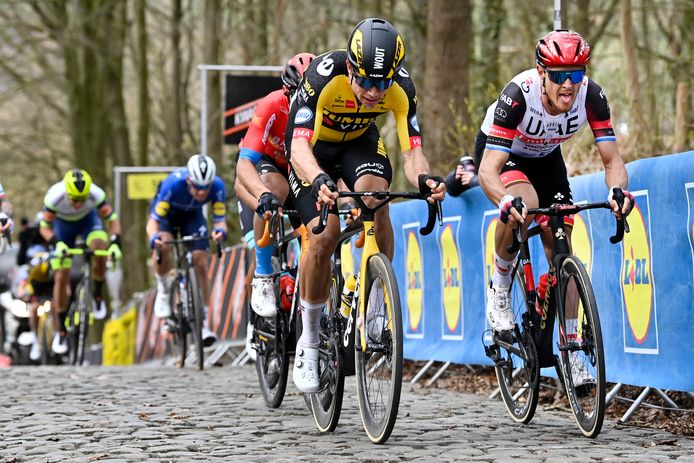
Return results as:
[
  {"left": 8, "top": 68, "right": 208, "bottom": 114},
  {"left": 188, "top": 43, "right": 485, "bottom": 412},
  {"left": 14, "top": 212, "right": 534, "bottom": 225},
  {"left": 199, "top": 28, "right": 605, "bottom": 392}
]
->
[
  {"left": 300, "top": 215, "right": 340, "bottom": 303},
  {"left": 234, "top": 176, "right": 258, "bottom": 211},
  {"left": 151, "top": 231, "right": 174, "bottom": 276},
  {"left": 89, "top": 237, "right": 108, "bottom": 280},
  {"left": 354, "top": 174, "right": 393, "bottom": 259},
  {"left": 51, "top": 268, "right": 70, "bottom": 332},
  {"left": 540, "top": 226, "right": 580, "bottom": 322},
  {"left": 192, "top": 250, "right": 211, "bottom": 305},
  {"left": 252, "top": 171, "right": 289, "bottom": 242}
]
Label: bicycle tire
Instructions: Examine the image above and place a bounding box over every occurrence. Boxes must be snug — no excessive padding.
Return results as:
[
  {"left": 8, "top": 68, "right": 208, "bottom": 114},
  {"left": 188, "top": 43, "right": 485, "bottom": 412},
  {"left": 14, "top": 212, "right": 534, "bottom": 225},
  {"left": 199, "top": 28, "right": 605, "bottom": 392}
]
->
[
  {"left": 170, "top": 277, "right": 188, "bottom": 368},
  {"left": 557, "top": 256, "right": 606, "bottom": 438},
  {"left": 493, "top": 268, "right": 540, "bottom": 424},
  {"left": 308, "top": 270, "right": 345, "bottom": 432},
  {"left": 355, "top": 253, "right": 403, "bottom": 444},
  {"left": 188, "top": 269, "right": 204, "bottom": 371},
  {"left": 255, "top": 309, "right": 290, "bottom": 408}
]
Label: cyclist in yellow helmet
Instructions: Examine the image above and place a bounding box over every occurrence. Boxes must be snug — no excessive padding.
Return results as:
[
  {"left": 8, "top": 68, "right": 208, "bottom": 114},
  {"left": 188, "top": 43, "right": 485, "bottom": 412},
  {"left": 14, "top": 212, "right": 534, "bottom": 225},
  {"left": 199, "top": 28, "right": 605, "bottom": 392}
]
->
[{"left": 39, "top": 169, "right": 122, "bottom": 355}]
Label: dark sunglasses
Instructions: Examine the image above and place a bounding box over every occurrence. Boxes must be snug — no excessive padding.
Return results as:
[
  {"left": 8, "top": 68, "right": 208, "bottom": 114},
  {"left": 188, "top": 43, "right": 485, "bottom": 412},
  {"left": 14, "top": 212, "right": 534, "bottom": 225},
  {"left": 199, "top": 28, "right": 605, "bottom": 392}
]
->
[
  {"left": 353, "top": 74, "right": 393, "bottom": 91},
  {"left": 190, "top": 182, "right": 211, "bottom": 191},
  {"left": 545, "top": 67, "right": 585, "bottom": 85}
]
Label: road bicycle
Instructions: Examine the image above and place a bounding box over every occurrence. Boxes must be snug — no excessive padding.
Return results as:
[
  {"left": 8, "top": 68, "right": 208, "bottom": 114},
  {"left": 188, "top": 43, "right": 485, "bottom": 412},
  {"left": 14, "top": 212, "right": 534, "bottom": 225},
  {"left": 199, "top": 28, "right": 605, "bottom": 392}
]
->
[
  {"left": 62, "top": 244, "right": 115, "bottom": 366},
  {"left": 484, "top": 193, "right": 629, "bottom": 438},
  {"left": 157, "top": 232, "right": 219, "bottom": 371},
  {"left": 251, "top": 210, "right": 305, "bottom": 408},
  {"left": 310, "top": 190, "right": 441, "bottom": 444}
]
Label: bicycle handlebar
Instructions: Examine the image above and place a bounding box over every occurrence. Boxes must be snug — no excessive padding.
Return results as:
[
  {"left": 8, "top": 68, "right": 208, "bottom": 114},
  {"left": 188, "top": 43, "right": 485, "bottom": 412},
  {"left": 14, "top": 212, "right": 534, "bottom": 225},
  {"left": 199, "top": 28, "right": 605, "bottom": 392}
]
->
[
  {"left": 312, "top": 191, "right": 443, "bottom": 236},
  {"left": 506, "top": 198, "right": 630, "bottom": 254},
  {"left": 155, "top": 234, "right": 222, "bottom": 264}
]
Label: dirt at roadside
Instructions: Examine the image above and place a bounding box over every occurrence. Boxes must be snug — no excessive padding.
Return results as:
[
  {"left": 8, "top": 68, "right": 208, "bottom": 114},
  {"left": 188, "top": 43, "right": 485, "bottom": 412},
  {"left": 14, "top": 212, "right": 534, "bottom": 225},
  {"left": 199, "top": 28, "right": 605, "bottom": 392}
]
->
[{"left": 403, "top": 361, "right": 694, "bottom": 437}]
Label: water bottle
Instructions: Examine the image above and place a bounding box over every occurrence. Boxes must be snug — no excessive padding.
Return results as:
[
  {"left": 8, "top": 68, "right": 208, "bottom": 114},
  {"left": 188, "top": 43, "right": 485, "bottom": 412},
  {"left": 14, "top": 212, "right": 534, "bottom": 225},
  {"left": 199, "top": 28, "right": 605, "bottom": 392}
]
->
[
  {"left": 340, "top": 274, "right": 358, "bottom": 319},
  {"left": 279, "top": 270, "right": 295, "bottom": 311}
]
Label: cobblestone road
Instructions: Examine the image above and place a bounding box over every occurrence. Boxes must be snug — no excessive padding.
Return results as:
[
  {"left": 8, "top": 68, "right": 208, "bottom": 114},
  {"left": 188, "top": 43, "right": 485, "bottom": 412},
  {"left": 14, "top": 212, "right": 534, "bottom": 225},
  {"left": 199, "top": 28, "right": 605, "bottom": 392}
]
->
[{"left": 1, "top": 364, "right": 692, "bottom": 462}]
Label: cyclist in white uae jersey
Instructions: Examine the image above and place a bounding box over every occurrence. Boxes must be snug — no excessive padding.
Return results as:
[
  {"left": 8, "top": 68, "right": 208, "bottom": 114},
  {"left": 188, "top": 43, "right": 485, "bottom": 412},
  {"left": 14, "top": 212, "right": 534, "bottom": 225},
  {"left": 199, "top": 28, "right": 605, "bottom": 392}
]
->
[{"left": 477, "top": 31, "right": 634, "bottom": 367}]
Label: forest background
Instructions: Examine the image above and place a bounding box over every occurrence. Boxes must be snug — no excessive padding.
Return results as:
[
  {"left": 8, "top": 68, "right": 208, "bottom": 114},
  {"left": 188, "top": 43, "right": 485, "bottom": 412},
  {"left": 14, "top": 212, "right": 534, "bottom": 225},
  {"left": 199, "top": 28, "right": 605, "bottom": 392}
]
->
[{"left": 0, "top": 0, "right": 692, "bottom": 297}]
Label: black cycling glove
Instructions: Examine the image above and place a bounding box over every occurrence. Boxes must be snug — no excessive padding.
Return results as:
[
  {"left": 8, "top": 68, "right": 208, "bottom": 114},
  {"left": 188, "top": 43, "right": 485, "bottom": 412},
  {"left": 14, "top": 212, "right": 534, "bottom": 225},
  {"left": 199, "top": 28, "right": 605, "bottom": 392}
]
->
[
  {"left": 418, "top": 174, "right": 444, "bottom": 195},
  {"left": 311, "top": 173, "right": 337, "bottom": 201},
  {"left": 256, "top": 191, "right": 281, "bottom": 218}
]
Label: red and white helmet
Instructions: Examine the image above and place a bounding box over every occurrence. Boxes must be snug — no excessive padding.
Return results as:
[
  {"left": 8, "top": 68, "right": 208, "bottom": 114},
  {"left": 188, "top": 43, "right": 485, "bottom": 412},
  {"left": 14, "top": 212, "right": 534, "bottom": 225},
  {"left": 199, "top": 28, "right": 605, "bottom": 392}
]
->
[
  {"left": 281, "top": 52, "right": 316, "bottom": 92},
  {"left": 536, "top": 29, "right": 591, "bottom": 67}
]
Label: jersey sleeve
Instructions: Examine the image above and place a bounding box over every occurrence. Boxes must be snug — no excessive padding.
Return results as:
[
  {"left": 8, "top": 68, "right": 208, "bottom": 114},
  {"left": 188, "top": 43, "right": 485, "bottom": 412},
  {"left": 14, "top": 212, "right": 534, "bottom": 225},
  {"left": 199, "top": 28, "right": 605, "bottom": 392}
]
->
[
  {"left": 287, "top": 51, "right": 341, "bottom": 145},
  {"left": 210, "top": 177, "right": 226, "bottom": 222},
  {"left": 150, "top": 173, "right": 177, "bottom": 222},
  {"left": 391, "top": 69, "right": 422, "bottom": 151},
  {"left": 485, "top": 82, "right": 526, "bottom": 153},
  {"left": 242, "top": 94, "right": 279, "bottom": 154},
  {"left": 585, "top": 79, "right": 616, "bottom": 143}
]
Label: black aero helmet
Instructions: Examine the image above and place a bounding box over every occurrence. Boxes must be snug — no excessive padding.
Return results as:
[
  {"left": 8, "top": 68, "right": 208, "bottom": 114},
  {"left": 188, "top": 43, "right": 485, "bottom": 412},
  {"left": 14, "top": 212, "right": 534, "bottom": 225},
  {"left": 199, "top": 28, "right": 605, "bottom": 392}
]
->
[{"left": 347, "top": 18, "right": 405, "bottom": 80}]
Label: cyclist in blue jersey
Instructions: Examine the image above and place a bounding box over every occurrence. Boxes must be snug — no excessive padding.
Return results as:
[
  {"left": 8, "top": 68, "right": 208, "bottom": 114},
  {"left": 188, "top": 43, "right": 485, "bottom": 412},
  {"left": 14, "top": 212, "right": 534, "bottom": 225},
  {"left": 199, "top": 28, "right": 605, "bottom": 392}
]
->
[{"left": 146, "top": 154, "right": 227, "bottom": 347}]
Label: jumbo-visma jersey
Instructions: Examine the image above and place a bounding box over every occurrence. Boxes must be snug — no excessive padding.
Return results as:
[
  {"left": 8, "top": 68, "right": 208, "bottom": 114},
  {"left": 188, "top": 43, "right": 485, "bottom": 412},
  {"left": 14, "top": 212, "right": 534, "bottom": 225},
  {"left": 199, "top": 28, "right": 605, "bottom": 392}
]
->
[{"left": 287, "top": 50, "right": 422, "bottom": 151}]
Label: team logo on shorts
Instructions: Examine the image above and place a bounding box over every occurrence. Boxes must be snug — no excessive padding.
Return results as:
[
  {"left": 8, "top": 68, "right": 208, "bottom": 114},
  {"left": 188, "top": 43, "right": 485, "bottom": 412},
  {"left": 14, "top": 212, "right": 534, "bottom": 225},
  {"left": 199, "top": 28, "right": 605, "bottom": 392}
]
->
[{"left": 294, "top": 107, "right": 313, "bottom": 124}]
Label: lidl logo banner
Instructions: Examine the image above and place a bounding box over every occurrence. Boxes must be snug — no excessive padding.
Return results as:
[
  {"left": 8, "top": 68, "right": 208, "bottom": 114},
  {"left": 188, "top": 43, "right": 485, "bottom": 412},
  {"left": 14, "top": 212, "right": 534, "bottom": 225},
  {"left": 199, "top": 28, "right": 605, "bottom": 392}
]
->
[
  {"left": 620, "top": 191, "right": 658, "bottom": 354},
  {"left": 687, "top": 182, "right": 694, "bottom": 286},
  {"left": 403, "top": 222, "right": 424, "bottom": 339},
  {"left": 571, "top": 209, "right": 593, "bottom": 276},
  {"left": 481, "top": 211, "right": 499, "bottom": 340},
  {"left": 438, "top": 217, "right": 463, "bottom": 340}
]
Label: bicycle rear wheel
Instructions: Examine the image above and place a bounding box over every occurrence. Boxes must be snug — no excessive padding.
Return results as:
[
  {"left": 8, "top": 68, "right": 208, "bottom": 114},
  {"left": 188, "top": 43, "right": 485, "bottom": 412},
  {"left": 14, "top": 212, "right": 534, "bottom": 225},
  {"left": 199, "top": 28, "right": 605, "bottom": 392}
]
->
[
  {"left": 355, "top": 253, "right": 402, "bottom": 444},
  {"left": 188, "top": 269, "right": 204, "bottom": 371},
  {"left": 308, "top": 271, "right": 345, "bottom": 432},
  {"left": 558, "top": 256, "right": 606, "bottom": 438},
  {"left": 255, "top": 309, "right": 290, "bottom": 408},
  {"left": 69, "top": 281, "right": 90, "bottom": 366},
  {"left": 492, "top": 268, "right": 540, "bottom": 424}
]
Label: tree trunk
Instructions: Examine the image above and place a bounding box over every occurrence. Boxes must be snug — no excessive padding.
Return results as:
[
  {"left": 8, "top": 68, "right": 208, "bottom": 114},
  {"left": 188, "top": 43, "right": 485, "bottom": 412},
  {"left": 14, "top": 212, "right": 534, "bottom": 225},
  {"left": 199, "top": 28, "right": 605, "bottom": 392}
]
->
[
  {"left": 673, "top": 81, "right": 690, "bottom": 153},
  {"left": 619, "top": 0, "right": 652, "bottom": 158},
  {"left": 203, "top": 0, "right": 223, "bottom": 163},
  {"left": 170, "top": 0, "right": 184, "bottom": 162},
  {"left": 136, "top": 0, "right": 149, "bottom": 167},
  {"left": 421, "top": 0, "right": 472, "bottom": 173},
  {"left": 478, "top": 0, "right": 505, "bottom": 106}
]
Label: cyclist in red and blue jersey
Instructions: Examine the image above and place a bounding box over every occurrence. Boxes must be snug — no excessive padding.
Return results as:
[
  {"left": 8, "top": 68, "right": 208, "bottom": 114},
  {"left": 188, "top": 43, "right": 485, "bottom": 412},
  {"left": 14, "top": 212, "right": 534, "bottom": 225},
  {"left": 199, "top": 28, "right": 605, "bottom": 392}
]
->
[
  {"left": 477, "top": 30, "right": 635, "bottom": 385},
  {"left": 146, "top": 154, "right": 227, "bottom": 347},
  {"left": 236, "top": 52, "right": 315, "bottom": 319}
]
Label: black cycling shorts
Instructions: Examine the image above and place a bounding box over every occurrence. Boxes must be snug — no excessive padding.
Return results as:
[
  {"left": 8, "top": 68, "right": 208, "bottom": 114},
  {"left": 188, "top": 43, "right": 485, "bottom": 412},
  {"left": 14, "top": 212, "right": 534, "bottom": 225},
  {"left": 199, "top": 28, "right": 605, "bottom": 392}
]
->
[
  {"left": 288, "top": 124, "right": 392, "bottom": 225},
  {"left": 498, "top": 145, "right": 573, "bottom": 208},
  {"left": 256, "top": 155, "right": 289, "bottom": 179}
]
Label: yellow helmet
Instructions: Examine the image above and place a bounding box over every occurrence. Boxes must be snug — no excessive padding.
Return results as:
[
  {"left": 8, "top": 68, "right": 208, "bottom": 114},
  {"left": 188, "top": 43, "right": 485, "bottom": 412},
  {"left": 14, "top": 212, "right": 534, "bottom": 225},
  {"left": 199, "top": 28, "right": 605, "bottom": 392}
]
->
[{"left": 63, "top": 169, "right": 92, "bottom": 201}]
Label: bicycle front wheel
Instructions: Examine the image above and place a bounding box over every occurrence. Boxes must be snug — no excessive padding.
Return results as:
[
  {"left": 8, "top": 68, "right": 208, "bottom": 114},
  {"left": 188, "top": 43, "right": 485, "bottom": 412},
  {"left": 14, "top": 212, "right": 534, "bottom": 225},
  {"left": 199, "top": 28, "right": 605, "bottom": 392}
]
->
[
  {"left": 70, "top": 281, "right": 90, "bottom": 366},
  {"left": 493, "top": 268, "right": 540, "bottom": 424},
  {"left": 558, "top": 256, "right": 606, "bottom": 438},
  {"left": 188, "top": 269, "right": 204, "bottom": 371},
  {"left": 355, "top": 253, "right": 402, "bottom": 444},
  {"left": 170, "top": 279, "right": 188, "bottom": 368},
  {"left": 255, "top": 310, "right": 290, "bottom": 408},
  {"left": 309, "top": 270, "right": 345, "bottom": 432}
]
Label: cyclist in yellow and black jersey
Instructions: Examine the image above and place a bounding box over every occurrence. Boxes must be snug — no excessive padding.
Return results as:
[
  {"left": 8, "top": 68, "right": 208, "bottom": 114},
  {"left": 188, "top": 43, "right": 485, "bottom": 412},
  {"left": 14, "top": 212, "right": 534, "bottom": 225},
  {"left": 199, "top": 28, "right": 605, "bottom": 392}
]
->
[{"left": 285, "top": 18, "right": 445, "bottom": 393}]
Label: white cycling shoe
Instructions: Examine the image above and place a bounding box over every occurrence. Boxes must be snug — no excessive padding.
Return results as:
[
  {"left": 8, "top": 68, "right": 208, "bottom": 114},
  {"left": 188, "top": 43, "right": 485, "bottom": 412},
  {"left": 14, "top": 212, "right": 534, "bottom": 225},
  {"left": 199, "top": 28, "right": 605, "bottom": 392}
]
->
[
  {"left": 28, "top": 333, "right": 41, "bottom": 362},
  {"left": 486, "top": 282, "right": 514, "bottom": 332},
  {"left": 251, "top": 275, "right": 277, "bottom": 317},
  {"left": 52, "top": 332, "right": 68, "bottom": 355},
  {"left": 201, "top": 325, "right": 217, "bottom": 348},
  {"left": 245, "top": 321, "right": 256, "bottom": 362},
  {"left": 92, "top": 299, "right": 107, "bottom": 320},
  {"left": 569, "top": 351, "right": 595, "bottom": 387},
  {"left": 292, "top": 344, "right": 319, "bottom": 393}
]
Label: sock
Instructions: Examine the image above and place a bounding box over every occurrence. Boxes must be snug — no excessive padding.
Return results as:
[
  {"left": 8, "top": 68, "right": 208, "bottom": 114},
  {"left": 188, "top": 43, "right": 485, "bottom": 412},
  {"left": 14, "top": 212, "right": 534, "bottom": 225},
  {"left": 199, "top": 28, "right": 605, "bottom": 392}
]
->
[
  {"left": 155, "top": 273, "right": 167, "bottom": 293},
  {"left": 255, "top": 243, "right": 275, "bottom": 276},
  {"left": 492, "top": 254, "right": 514, "bottom": 287},
  {"left": 299, "top": 299, "right": 323, "bottom": 348},
  {"left": 566, "top": 318, "right": 578, "bottom": 340}
]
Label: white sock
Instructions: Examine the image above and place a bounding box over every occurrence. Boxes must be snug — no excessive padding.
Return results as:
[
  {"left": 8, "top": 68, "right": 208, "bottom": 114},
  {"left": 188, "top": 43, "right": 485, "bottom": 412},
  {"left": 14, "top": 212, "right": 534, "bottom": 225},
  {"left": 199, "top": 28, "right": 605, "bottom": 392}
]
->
[
  {"left": 155, "top": 273, "right": 167, "bottom": 293},
  {"left": 299, "top": 299, "right": 323, "bottom": 348},
  {"left": 492, "top": 255, "right": 514, "bottom": 287}
]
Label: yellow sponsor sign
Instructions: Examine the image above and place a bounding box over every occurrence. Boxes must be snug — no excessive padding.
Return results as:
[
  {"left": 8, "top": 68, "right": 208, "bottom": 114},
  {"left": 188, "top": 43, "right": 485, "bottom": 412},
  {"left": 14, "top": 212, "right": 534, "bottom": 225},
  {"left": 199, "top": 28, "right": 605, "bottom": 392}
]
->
[
  {"left": 127, "top": 173, "right": 169, "bottom": 200},
  {"left": 213, "top": 202, "right": 226, "bottom": 216},
  {"left": 102, "top": 306, "right": 137, "bottom": 366}
]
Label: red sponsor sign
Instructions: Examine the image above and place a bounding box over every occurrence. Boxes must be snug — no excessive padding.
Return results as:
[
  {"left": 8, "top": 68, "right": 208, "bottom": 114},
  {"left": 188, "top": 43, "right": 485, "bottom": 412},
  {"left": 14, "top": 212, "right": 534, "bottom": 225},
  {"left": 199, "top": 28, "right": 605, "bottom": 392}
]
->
[
  {"left": 409, "top": 136, "right": 422, "bottom": 148},
  {"left": 489, "top": 124, "right": 516, "bottom": 139},
  {"left": 345, "top": 100, "right": 356, "bottom": 108}
]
